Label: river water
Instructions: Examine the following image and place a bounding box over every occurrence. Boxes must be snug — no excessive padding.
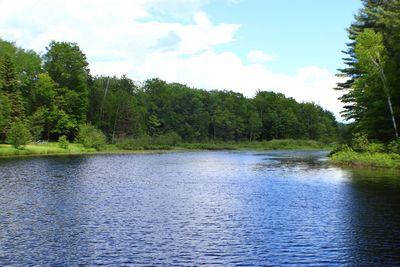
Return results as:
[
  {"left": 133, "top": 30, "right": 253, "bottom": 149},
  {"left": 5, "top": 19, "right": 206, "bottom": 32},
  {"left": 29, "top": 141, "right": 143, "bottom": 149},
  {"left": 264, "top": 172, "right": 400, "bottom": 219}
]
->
[{"left": 1, "top": 151, "right": 400, "bottom": 266}]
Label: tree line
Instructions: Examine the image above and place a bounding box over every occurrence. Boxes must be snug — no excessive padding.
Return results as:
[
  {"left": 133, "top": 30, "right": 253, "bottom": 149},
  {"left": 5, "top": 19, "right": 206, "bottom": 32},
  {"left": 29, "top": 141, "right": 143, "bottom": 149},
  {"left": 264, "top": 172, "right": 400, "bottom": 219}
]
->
[
  {"left": 0, "top": 39, "right": 338, "bottom": 146},
  {"left": 337, "top": 0, "right": 400, "bottom": 143}
]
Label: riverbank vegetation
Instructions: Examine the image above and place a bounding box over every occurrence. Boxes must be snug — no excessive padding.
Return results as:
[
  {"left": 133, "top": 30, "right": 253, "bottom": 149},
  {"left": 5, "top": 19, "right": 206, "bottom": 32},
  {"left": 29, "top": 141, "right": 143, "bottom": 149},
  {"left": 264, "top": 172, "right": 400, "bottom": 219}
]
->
[
  {"left": 0, "top": 39, "right": 338, "bottom": 154},
  {"left": 331, "top": 0, "right": 400, "bottom": 168},
  {"left": 0, "top": 139, "right": 332, "bottom": 158},
  {"left": 331, "top": 133, "right": 400, "bottom": 169}
]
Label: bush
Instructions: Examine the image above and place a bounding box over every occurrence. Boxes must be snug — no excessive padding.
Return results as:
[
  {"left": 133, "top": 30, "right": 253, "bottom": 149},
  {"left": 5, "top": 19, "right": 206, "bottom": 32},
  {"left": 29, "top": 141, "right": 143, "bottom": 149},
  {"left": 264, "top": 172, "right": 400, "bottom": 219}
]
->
[
  {"left": 58, "top": 135, "right": 69, "bottom": 149},
  {"left": 116, "top": 138, "right": 137, "bottom": 150},
  {"left": 6, "top": 121, "right": 32, "bottom": 149},
  {"left": 76, "top": 124, "right": 106, "bottom": 151},
  {"left": 116, "top": 136, "right": 150, "bottom": 150},
  {"left": 366, "top": 143, "right": 385, "bottom": 153},
  {"left": 351, "top": 133, "right": 369, "bottom": 152},
  {"left": 329, "top": 144, "right": 353, "bottom": 155},
  {"left": 152, "top": 132, "right": 182, "bottom": 146},
  {"left": 330, "top": 150, "right": 400, "bottom": 169},
  {"left": 387, "top": 139, "right": 400, "bottom": 154}
]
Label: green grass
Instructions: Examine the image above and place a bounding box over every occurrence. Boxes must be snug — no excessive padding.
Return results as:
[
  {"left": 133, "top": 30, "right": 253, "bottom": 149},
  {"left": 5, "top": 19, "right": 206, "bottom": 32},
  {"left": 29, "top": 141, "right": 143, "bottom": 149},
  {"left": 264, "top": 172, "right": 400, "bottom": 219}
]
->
[
  {"left": 0, "top": 143, "right": 95, "bottom": 157},
  {"left": 0, "top": 142, "right": 175, "bottom": 158},
  {"left": 237, "top": 139, "right": 333, "bottom": 150},
  {"left": 0, "top": 139, "right": 333, "bottom": 158},
  {"left": 180, "top": 139, "right": 333, "bottom": 151},
  {"left": 330, "top": 150, "right": 400, "bottom": 169}
]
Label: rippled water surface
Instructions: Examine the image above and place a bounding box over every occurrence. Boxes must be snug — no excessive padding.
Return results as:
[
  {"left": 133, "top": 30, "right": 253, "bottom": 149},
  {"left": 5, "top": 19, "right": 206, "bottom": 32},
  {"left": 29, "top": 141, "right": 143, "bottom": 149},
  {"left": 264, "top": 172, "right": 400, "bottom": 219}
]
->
[{"left": 1, "top": 151, "right": 400, "bottom": 266}]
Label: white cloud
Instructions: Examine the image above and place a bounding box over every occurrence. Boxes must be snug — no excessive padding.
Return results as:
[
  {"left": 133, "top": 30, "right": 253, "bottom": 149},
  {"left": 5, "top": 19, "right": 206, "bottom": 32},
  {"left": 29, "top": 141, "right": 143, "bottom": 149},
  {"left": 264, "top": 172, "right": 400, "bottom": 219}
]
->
[
  {"left": 0, "top": 0, "right": 345, "bottom": 120},
  {"left": 247, "top": 50, "right": 278, "bottom": 63}
]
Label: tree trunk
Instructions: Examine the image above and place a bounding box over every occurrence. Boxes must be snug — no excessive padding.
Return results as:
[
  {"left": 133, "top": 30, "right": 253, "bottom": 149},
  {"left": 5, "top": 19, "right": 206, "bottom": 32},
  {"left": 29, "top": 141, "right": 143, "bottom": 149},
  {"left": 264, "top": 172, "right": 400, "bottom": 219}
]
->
[
  {"left": 386, "top": 95, "right": 399, "bottom": 138},
  {"left": 111, "top": 104, "right": 120, "bottom": 144},
  {"left": 371, "top": 56, "right": 399, "bottom": 139}
]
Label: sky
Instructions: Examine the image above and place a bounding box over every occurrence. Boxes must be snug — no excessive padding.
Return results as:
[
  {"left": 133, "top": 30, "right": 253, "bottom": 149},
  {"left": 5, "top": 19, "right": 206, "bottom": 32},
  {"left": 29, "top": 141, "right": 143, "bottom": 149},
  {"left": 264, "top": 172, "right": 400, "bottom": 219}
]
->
[{"left": 0, "top": 0, "right": 363, "bottom": 120}]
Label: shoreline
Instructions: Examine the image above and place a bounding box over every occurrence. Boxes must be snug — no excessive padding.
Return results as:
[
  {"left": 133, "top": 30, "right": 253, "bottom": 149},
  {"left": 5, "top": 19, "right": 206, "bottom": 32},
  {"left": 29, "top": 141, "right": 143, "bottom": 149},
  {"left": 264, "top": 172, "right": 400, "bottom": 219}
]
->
[
  {"left": 0, "top": 141, "right": 333, "bottom": 159},
  {"left": 329, "top": 150, "right": 400, "bottom": 170}
]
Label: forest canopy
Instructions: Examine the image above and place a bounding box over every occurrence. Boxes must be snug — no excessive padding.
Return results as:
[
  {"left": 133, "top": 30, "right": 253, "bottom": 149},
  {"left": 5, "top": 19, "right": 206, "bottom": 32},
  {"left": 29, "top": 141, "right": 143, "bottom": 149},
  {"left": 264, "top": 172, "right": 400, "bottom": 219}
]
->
[{"left": 0, "top": 39, "right": 338, "bottom": 144}]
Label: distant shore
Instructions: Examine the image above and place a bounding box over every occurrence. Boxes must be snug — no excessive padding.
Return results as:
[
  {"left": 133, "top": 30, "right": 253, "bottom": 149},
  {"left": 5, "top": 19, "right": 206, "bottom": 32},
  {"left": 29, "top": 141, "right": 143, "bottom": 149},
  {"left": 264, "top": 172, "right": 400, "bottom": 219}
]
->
[{"left": 0, "top": 140, "right": 333, "bottom": 158}]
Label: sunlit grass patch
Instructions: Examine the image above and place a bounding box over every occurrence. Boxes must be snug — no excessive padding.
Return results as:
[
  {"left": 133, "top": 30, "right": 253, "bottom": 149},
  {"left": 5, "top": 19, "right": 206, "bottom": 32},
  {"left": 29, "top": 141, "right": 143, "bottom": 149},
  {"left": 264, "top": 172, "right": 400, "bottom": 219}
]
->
[{"left": 330, "top": 150, "right": 400, "bottom": 169}]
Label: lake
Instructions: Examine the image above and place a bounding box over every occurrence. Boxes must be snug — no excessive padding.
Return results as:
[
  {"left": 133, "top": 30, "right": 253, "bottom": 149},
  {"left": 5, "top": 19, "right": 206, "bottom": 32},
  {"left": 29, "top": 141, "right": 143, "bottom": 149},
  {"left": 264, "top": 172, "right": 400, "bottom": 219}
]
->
[{"left": 1, "top": 151, "right": 400, "bottom": 266}]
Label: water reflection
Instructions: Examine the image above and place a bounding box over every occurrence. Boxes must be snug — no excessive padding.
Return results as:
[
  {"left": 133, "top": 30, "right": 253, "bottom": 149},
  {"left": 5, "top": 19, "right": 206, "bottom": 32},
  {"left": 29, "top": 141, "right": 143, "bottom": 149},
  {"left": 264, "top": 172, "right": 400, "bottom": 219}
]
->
[
  {"left": 0, "top": 156, "right": 91, "bottom": 265},
  {"left": 344, "top": 168, "right": 400, "bottom": 265},
  {"left": 0, "top": 152, "right": 400, "bottom": 265}
]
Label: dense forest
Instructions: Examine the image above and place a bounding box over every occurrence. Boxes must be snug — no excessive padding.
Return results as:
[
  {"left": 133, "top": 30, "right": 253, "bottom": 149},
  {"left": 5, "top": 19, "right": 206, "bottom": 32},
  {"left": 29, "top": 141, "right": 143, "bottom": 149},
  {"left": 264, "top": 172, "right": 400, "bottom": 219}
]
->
[
  {"left": 0, "top": 39, "right": 338, "bottom": 147},
  {"left": 337, "top": 0, "right": 400, "bottom": 143}
]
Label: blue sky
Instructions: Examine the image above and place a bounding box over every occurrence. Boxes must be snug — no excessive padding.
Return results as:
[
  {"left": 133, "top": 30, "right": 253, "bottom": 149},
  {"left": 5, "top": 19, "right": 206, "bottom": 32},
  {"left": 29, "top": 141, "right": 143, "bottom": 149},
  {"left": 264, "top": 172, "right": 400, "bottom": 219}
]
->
[
  {"left": 0, "top": 0, "right": 363, "bottom": 120},
  {"left": 204, "top": 0, "right": 362, "bottom": 74}
]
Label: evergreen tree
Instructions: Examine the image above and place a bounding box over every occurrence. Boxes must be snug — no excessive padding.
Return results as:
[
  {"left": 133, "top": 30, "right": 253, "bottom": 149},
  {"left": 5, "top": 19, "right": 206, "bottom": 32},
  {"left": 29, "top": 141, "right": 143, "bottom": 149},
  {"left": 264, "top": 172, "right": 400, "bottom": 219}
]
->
[
  {"left": 0, "top": 54, "right": 25, "bottom": 124},
  {"left": 336, "top": 0, "right": 400, "bottom": 141},
  {"left": 0, "top": 54, "right": 18, "bottom": 93}
]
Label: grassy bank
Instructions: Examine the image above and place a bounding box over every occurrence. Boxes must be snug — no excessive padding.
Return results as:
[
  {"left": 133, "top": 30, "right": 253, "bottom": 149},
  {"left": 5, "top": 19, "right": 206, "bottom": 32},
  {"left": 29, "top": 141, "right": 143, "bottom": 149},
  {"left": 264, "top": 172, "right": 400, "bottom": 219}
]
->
[
  {"left": 330, "top": 150, "right": 400, "bottom": 169},
  {"left": 0, "top": 143, "right": 97, "bottom": 157},
  {"left": 0, "top": 143, "right": 173, "bottom": 158},
  {"left": 0, "top": 139, "right": 333, "bottom": 158},
  {"left": 180, "top": 139, "right": 332, "bottom": 151}
]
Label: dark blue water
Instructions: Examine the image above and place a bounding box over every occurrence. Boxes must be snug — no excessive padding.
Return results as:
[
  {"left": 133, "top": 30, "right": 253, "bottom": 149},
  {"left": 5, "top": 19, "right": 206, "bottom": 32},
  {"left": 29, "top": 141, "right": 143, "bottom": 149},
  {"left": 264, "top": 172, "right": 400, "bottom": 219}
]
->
[{"left": 1, "top": 151, "right": 400, "bottom": 266}]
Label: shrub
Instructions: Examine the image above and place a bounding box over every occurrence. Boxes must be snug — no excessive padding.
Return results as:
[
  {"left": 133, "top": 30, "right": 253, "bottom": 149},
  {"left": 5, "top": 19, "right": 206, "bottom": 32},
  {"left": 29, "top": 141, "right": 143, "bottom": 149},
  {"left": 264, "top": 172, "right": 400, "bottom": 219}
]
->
[
  {"left": 387, "top": 139, "right": 400, "bottom": 154},
  {"left": 329, "top": 144, "right": 353, "bottom": 155},
  {"left": 366, "top": 143, "right": 385, "bottom": 153},
  {"left": 58, "top": 135, "right": 69, "bottom": 149},
  {"left": 76, "top": 124, "right": 106, "bottom": 151},
  {"left": 152, "top": 132, "right": 182, "bottom": 146},
  {"left": 351, "top": 133, "right": 369, "bottom": 152},
  {"left": 6, "top": 121, "right": 32, "bottom": 149},
  {"left": 116, "top": 138, "right": 145, "bottom": 150}
]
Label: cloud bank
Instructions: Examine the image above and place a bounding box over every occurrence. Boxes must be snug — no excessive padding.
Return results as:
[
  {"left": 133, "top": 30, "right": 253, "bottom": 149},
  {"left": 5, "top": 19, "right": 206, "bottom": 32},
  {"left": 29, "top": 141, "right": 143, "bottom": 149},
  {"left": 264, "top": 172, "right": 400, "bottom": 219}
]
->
[{"left": 0, "top": 0, "right": 345, "bottom": 119}]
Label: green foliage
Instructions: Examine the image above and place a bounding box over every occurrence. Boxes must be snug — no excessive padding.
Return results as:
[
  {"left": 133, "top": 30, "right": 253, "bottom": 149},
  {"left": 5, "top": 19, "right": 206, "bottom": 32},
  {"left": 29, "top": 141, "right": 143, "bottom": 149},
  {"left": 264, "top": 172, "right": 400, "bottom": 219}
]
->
[
  {"left": 58, "top": 135, "right": 69, "bottom": 149},
  {"left": 7, "top": 90, "right": 26, "bottom": 123},
  {"left": 76, "top": 124, "right": 106, "bottom": 151},
  {"left": 256, "top": 139, "right": 328, "bottom": 150},
  {"left": 48, "top": 108, "right": 77, "bottom": 138},
  {"left": 351, "top": 133, "right": 370, "bottom": 152},
  {"left": 116, "top": 132, "right": 182, "bottom": 150},
  {"left": 0, "top": 52, "right": 26, "bottom": 125},
  {"left": 44, "top": 41, "right": 89, "bottom": 124},
  {"left": 6, "top": 121, "right": 31, "bottom": 149},
  {"left": 44, "top": 41, "right": 90, "bottom": 92},
  {"left": 116, "top": 135, "right": 151, "bottom": 150},
  {"left": 387, "top": 139, "right": 400, "bottom": 154},
  {"left": 355, "top": 29, "right": 386, "bottom": 73},
  {"left": 330, "top": 144, "right": 353, "bottom": 156},
  {"left": 147, "top": 114, "right": 162, "bottom": 136},
  {"left": 116, "top": 138, "right": 145, "bottom": 150},
  {"left": 0, "top": 54, "right": 18, "bottom": 93},
  {"left": 253, "top": 91, "right": 337, "bottom": 141},
  {"left": 330, "top": 150, "right": 400, "bottom": 169},
  {"left": 0, "top": 39, "right": 42, "bottom": 94},
  {"left": 0, "top": 93, "right": 11, "bottom": 138},
  {"left": 31, "top": 73, "right": 57, "bottom": 109},
  {"left": 337, "top": 1, "right": 400, "bottom": 141},
  {"left": 152, "top": 132, "right": 182, "bottom": 146},
  {"left": 366, "top": 143, "right": 385, "bottom": 153},
  {"left": 28, "top": 107, "right": 47, "bottom": 142},
  {"left": 0, "top": 142, "right": 102, "bottom": 157},
  {"left": 181, "top": 142, "right": 237, "bottom": 151},
  {"left": 0, "top": 39, "right": 340, "bottom": 147}
]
